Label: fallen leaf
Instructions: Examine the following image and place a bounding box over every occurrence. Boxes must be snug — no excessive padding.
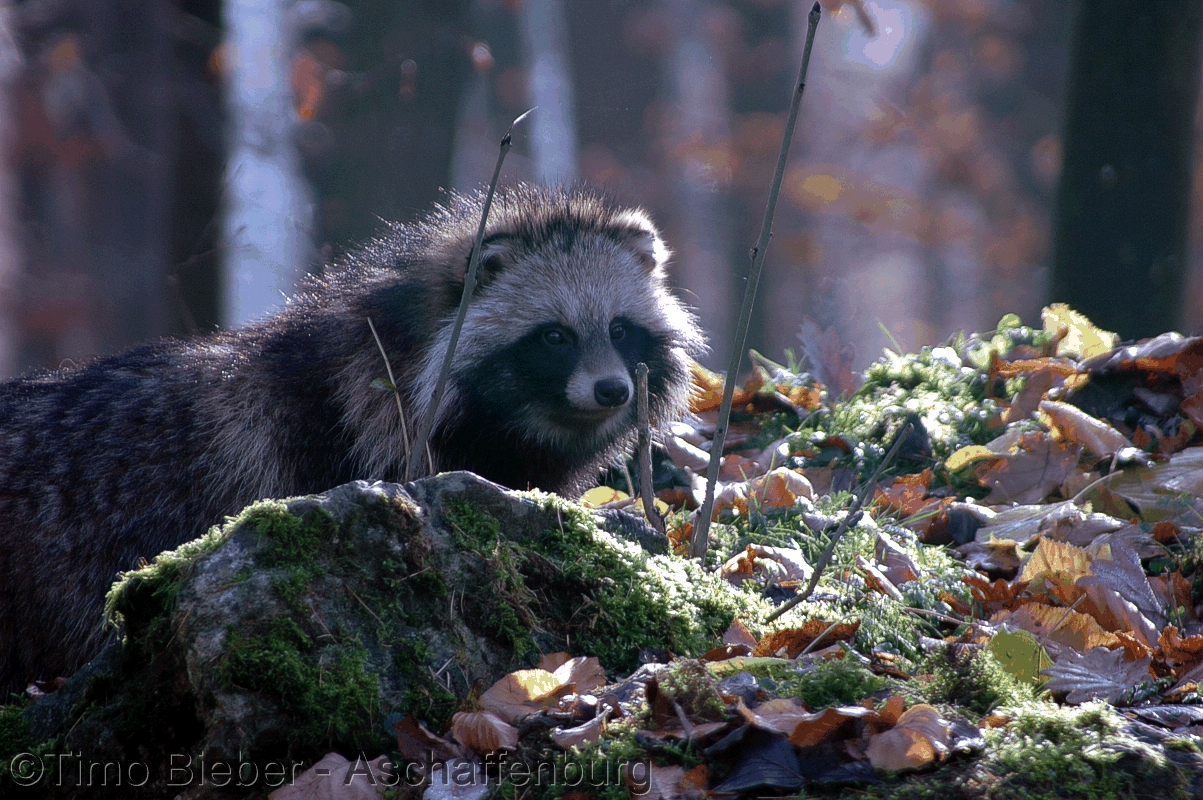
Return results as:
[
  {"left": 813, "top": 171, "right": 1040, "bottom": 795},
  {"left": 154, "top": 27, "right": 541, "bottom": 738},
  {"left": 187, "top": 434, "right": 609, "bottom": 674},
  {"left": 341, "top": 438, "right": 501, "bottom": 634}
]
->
[
  {"left": 551, "top": 656, "right": 607, "bottom": 694},
  {"left": 1042, "top": 303, "right": 1118, "bottom": 360},
  {"left": 1019, "top": 538, "right": 1092, "bottom": 586},
  {"left": 579, "top": 486, "right": 629, "bottom": 508},
  {"left": 270, "top": 753, "right": 392, "bottom": 800},
  {"left": 994, "top": 603, "right": 1122, "bottom": 652},
  {"left": 864, "top": 704, "right": 950, "bottom": 772},
  {"left": 394, "top": 715, "right": 463, "bottom": 764},
  {"left": 451, "top": 712, "right": 518, "bottom": 753},
  {"left": 709, "top": 727, "right": 805, "bottom": 793},
  {"left": 876, "top": 531, "right": 921, "bottom": 585},
  {"left": 1077, "top": 539, "right": 1165, "bottom": 628},
  {"left": 749, "top": 468, "right": 814, "bottom": 508},
  {"left": 945, "top": 445, "right": 996, "bottom": 473},
  {"left": 1110, "top": 447, "right": 1203, "bottom": 521},
  {"left": 1041, "top": 646, "right": 1152, "bottom": 703},
  {"left": 787, "top": 705, "right": 874, "bottom": 747},
  {"left": 987, "top": 629, "right": 1052, "bottom": 686},
  {"left": 979, "top": 433, "right": 1082, "bottom": 504},
  {"left": 639, "top": 763, "right": 686, "bottom": 800},
  {"left": 1002, "top": 368, "right": 1061, "bottom": 424},
  {"left": 551, "top": 714, "right": 606, "bottom": 750},
  {"left": 753, "top": 621, "right": 860, "bottom": 658},
  {"left": 479, "top": 669, "right": 568, "bottom": 723},
  {"left": 1039, "top": 400, "right": 1133, "bottom": 457},
  {"left": 723, "top": 619, "right": 759, "bottom": 649}
]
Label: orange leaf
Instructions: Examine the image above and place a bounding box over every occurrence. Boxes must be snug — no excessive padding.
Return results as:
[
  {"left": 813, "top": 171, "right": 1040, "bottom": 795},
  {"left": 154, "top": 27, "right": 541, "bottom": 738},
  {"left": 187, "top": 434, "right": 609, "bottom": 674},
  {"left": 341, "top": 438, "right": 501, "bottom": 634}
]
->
[
  {"left": 753, "top": 620, "right": 860, "bottom": 658},
  {"left": 451, "top": 711, "right": 519, "bottom": 753}
]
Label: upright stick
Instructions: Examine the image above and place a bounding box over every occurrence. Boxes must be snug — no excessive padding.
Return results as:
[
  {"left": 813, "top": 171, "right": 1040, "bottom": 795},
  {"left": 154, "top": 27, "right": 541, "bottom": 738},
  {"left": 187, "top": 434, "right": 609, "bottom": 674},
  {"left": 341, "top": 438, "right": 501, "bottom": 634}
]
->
[
  {"left": 689, "top": 3, "right": 822, "bottom": 559},
  {"left": 635, "top": 363, "right": 666, "bottom": 535},
  {"left": 406, "top": 109, "right": 533, "bottom": 481}
]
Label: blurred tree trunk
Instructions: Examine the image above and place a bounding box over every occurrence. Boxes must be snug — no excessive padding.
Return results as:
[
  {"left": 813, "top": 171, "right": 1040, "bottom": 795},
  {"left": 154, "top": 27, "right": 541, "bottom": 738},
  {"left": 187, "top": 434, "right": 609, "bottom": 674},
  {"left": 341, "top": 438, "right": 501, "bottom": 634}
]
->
[
  {"left": 0, "top": 0, "right": 19, "bottom": 378},
  {"left": 663, "top": 0, "right": 735, "bottom": 369},
  {"left": 221, "top": 0, "right": 314, "bottom": 326},
  {"left": 519, "top": 0, "right": 577, "bottom": 182},
  {"left": 1051, "top": 1, "right": 1203, "bottom": 339}
]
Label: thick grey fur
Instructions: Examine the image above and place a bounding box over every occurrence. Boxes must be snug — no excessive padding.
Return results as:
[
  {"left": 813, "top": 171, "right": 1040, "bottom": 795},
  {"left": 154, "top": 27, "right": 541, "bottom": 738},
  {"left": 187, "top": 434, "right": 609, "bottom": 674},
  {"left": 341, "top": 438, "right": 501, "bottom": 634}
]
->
[{"left": 0, "top": 185, "right": 704, "bottom": 696}]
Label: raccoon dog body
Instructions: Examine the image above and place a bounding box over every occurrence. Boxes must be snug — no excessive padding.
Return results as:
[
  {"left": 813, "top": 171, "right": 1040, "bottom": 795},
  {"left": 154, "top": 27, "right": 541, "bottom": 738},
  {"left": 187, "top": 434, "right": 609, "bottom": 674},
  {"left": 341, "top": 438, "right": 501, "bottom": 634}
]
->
[{"left": 0, "top": 185, "right": 704, "bottom": 695}]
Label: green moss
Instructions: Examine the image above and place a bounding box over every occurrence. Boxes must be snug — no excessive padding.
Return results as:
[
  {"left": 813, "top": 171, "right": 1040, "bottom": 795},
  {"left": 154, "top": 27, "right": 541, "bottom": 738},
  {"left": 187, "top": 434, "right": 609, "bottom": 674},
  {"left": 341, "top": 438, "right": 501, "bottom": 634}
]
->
[
  {"left": 922, "top": 647, "right": 1034, "bottom": 718},
  {"left": 217, "top": 617, "right": 387, "bottom": 752},
  {"left": 443, "top": 497, "right": 501, "bottom": 551},
  {"left": 760, "top": 656, "right": 888, "bottom": 710},
  {"left": 499, "top": 717, "right": 648, "bottom": 800},
  {"left": 659, "top": 659, "right": 725, "bottom": 720},
  {"left": 0, "top": 703, "right": 58, "bottom": 789},
  {"left": 522, "top": 494, "right": 771, "bottom": 672},
  {"left": 875, "top": 702, "right": 1190, "bottom": 800}
]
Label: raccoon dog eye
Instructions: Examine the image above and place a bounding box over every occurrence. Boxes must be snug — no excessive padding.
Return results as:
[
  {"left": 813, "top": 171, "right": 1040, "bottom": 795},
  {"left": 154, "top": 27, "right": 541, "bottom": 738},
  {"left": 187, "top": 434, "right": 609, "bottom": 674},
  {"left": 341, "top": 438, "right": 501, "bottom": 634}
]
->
[
  {"left": 609, "top": 322, "right": 626, "bottom": 341},
  {"left": 542, "top": 328, "right": 569, "bottom": 346}
]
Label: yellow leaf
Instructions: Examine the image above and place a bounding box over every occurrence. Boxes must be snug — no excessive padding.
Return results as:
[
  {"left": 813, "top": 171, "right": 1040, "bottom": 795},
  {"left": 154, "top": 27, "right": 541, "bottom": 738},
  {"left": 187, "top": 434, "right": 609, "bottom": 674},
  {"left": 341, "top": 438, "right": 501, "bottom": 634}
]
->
[
  {"left": 1020, "top": 538, "right": 1093, "bottom": 585},
  {"left": 945, "top": 445, "right": 995, "bottom": 472},
  {"left": 580, "top": 486, "right": 628, "bottom": 508},
  {"left": 1039, "top": 400, "right": 1132, "bottom": 457},
  {"left": 1042, "top": 303, "right": 1118, "bottom": 360}
]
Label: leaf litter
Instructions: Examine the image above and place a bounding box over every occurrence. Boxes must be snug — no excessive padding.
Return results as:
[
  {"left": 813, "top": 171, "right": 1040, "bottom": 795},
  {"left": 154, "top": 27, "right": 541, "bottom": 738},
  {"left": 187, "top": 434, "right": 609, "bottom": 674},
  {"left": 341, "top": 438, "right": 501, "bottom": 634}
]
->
[{"left": 289, "top": 307, "right": 1203, "bottom": 799}]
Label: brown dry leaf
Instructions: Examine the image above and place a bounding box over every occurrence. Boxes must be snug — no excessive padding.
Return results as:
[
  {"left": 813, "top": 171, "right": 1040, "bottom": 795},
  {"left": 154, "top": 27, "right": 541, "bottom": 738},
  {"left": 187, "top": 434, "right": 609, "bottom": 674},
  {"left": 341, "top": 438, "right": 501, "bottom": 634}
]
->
[
  {"left": 1001, "top": 368, "right": 1060, "bottom": 424},
  {"left": 798, "top": 317, "right": 860, "bottom": 397},
  {"left": 1182, "top": 389, "right": 1203, "bottom": 428},
  {"left": 1109, "top": 447, "right": 1203, "bottom": 520},
  {"left": 270, "top": 753, "right": 392, "bottom": 800},
  {"left": 551, "top": 714, "right": 606, "bottom": 750},
  {"left": 1039, "top": 400, "right": 1133, "bottom": 458},
  {"left": 1158, "top": 627, "right": 1203, "bottom": 675},
  {"left": 539, "top": 652, "right": 573, "bottom": 673},
  {"left": 689, "top": 362, "right": 765, "bottom": 414},
  {"left": 964, "top": 575, "right": 1031, "bottom": 615},
  {"left": 451, "top": 711, "right": 518, "bottom": 753},
  {"left": 979, "top": 432, "right": 1082, "bottom": 504},
  {"left": 710, "top": 482, "right": 749, "bottom": 520},
  {"left": 954, "top": 540, "right": 1024, "bottom": 577},
  {"left": 864, "top": 704, "right": 950, "bottom": 773},
  {"left": 721, "top": 544, "right": 813, "bottom": 587},
  {"left": 640, "top": 763, "right": 686, "bottom": 800},
  {"left": 1078, "top": 539, "right": 1165, "bottom": 628},
  {"left": 479, "top": 669, "right": 568, "bottom": 723},
  {"left": 871, "top": 695, "right": 907, "bottom": 728},
  {"left": 743, "top": 697, "right": 812, "bottom": 737},
  {"left": 394, "top": 715, "right": 463, "bottom": 764},
  {"left": 753, "top": 620, "right": 861, "bottom": 658},
  {"left": 723, "top": 619, "right": 759, "bottom": 649},
  {"left": 1082, "top": 331, "right": 1203, "bottom": 378},
  {"left": 1080, "top": 584, "right": 1160, "bottom": 646},
  {"left": 551, "top": 656, "right": 607, "bottom": 694},
  {"left": 788, "top": 705, "right": 874, "bottom": 747},
  {"left": 994, "top": 603, "right": 1122, "bottom": 652},
  {"left": 749, "top": 468, "right": 814, "bottom": 508},
  {"left": 783, "top": 384, "right": 824, "bottom": 410},
  {"left": 720, "top": 454, "right": 764, "bottom": 482},
  {"left": 876, "top": 532, "right": 921, "bottom": 585},
  {"left": 874, "top": 471, "right": 937, "bottom": 519},
  {"left": 1019, "top": 539, "right": 1092, "bottom": 586},
  {"left": 1041, "top": 646, "right": 1153, "bottom": 704},
  {"left": 858, "top": 555, "right": 904, "bottom": 602}
]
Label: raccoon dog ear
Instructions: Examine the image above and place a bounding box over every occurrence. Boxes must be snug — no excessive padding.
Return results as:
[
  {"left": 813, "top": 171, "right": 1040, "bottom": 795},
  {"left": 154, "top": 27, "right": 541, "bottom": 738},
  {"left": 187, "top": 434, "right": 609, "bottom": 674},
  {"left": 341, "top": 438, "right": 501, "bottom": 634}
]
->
[
  {"left": 461, "top": 235, "right": 512, "bottom": 288},
  {"left": 612, "top": 210, "right": 670, "bottom": 272}
]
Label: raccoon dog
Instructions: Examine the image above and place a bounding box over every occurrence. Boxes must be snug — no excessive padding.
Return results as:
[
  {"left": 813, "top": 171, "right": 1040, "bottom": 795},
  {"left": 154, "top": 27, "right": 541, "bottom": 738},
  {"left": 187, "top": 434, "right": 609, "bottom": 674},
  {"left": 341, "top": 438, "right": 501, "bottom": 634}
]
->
[{"left": 0, "top": 185, "right": 705, "bottom": 695}]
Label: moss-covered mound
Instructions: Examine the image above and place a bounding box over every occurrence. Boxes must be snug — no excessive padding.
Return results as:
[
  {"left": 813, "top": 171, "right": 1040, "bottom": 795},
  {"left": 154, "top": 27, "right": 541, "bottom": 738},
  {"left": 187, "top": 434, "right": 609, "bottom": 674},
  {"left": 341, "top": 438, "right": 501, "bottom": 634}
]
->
[{"left": 1, "top": 472, "right": 766, "bottom": 797}]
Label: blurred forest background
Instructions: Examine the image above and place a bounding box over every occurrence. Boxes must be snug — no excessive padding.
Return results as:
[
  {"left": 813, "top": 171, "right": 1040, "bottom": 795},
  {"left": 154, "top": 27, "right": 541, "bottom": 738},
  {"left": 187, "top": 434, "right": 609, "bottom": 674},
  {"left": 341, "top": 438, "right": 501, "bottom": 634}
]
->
[{"left": 0, "top": 0, "right": 1201, "bottom": 382}]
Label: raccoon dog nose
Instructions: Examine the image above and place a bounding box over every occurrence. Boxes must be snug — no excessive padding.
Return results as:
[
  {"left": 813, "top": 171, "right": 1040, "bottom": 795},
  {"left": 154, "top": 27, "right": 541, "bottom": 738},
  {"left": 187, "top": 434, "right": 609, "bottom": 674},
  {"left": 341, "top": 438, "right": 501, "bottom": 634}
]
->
[{"left": 594, "top": 378, "right": 630, "bottom": 408}]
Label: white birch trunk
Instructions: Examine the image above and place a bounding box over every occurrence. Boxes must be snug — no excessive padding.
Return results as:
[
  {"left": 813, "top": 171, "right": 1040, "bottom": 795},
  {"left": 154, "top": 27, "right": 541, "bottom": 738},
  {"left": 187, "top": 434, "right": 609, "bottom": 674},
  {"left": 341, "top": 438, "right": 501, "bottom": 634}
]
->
[
  {"left": 221, "top": 0, "right": 314, "bottom": 326},
  {"left": 519, "top": 0, "right": 578, "bottom": 183}
]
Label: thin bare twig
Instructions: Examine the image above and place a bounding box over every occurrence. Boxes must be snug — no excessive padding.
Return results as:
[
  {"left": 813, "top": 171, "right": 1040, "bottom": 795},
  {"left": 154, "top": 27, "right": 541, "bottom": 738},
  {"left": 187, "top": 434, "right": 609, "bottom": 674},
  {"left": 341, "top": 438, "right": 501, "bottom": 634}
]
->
[
  {"left": 690, "top": 3, "right": 822, "bottom": 559},
  {"left": 406, "top": 108, "right": 533, "bottom": 481},
  {"left": 635, "top": 363, "right": 665, "bottom": 535},
  {"left": 367, "top": 316, "right": 411, "bottom": 470},
  {"left": 764, "top": 422, "right": 912, "bottom": 624}
]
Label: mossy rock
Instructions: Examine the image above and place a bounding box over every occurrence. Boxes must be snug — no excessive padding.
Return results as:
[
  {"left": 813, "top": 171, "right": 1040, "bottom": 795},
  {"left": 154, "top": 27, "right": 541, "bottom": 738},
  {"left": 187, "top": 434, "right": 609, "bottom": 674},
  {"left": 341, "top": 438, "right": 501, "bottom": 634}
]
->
[{"left": 10, "top": 472, "right": 765, "bottom": 797}]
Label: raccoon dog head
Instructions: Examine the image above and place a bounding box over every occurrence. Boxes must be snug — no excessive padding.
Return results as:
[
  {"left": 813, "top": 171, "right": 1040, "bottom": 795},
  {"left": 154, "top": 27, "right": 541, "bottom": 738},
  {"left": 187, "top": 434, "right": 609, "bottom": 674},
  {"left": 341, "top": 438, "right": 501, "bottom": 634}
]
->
[{"left": 414, "top": 186, "right": 706, "bottom": 483}]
